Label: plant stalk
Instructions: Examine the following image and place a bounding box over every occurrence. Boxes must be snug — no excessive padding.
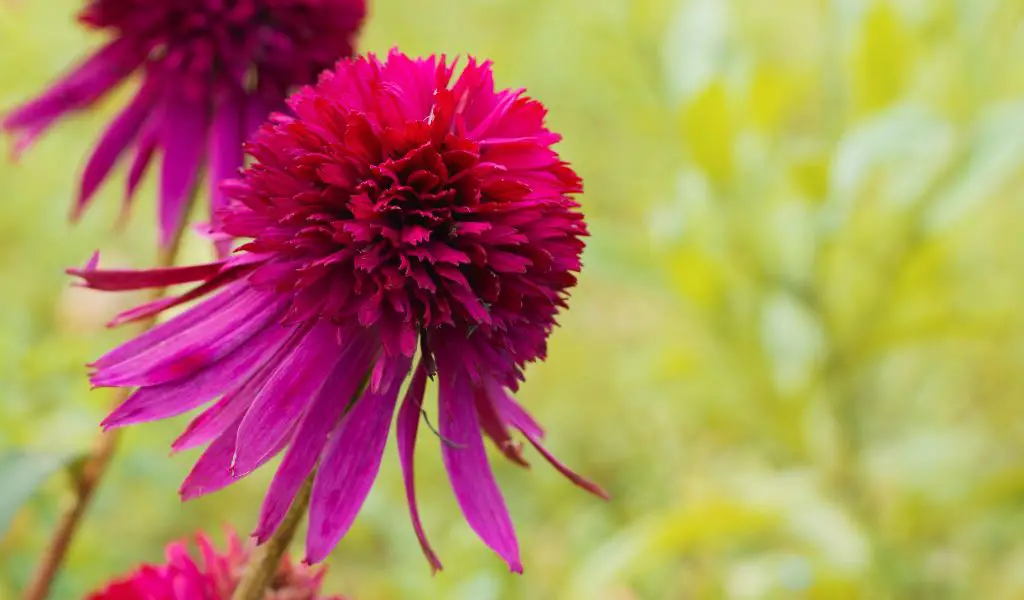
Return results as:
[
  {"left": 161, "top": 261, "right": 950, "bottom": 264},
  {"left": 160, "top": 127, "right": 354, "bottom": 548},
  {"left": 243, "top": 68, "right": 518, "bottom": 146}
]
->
[
  {"left": 23, "top": 215, "right": 191, "bottom": 600},
  {"left": 230, "top": 373, "right": 371, "bottom": 599},
  {"left": 231, "top": 474, "right": 315, "bottom": 600}
]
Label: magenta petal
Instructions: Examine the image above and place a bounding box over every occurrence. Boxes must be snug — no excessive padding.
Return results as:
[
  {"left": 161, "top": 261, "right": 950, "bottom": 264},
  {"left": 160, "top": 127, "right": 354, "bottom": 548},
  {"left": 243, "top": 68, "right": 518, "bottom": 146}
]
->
[
  {"left": 159, "top": 99, "right": 208, "bottom": 246},
  {"left": 305, "top": 355, "right": 412, "bottom": 563},
  {"left": 172, "top": 325, "right": 305, "bottom": 452},
  {"left": 209, "top": 91, "right": 246, "bottom": 258},
  {"left": 244, "top": 95, "right": 281, "bottom": 139},
  {"left": 67, "top": 260, "right": 225, "bottom": 291},
  {"left": 91, "top": 282, "right": 245, "bottom": 370},
  {"left": 209, "top": 92, "right": 245, "bottom": 213},
  {"left": 171, "top": 387, "right": 252, "bottom": 453},
  {"left": 104, "top": 259, "right": 262, "bottom": 327},
  {"left": 3, "top": 39, "right": 139, "bottom": 137},
  {"left": 491, "top": 387, "right": 545, "bottom": 439},
  {"left": 439, "top": 367, "right": 522, "bottom": 573},
  {"left": 179, "top": 416, "right": 293, "bottom": 501},
  {"left": 254, "top": 332, "right": 377, "bottom": 541},
  {"left": 179, "top": 418, "right": 242, "bottom": 501},
  {"left": 76, "top": 83, "right": 157, "bottom": 220},
  {"left": 126, "top": 118, "right": 159, "bottom": 201},
  {"left": 102, "top": 321, "right": 290, "bottom": 430},
  {"left": 522, "top": 436, "right": 609, "bottom": 500},
  {"left": 475, "top": 386, "right": 529, "bottom": 468},
  {"left": 231, "top": 323, "right": 343, "bottom": 476},
  {"left": 490, "top": 384, "right": 608, "bottom": 500},
  {"left": 92, "top": 289, "right": 284, "bottom": 388},
  {"left": 396, "top": 359, "right": 443, "bottom": 572}
]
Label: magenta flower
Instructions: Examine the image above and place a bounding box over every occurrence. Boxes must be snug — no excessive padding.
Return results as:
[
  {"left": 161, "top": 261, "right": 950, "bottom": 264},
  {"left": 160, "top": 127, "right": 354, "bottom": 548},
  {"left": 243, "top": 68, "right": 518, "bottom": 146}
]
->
[
  {"left": 4, "top": 0, "right": 365, "bottom": 252},
  {"left": 86, "top": 529, "right": 345, "bottom": 599},
  {"left": 71, "top": 50, "right": 606, "bottom": 572}
]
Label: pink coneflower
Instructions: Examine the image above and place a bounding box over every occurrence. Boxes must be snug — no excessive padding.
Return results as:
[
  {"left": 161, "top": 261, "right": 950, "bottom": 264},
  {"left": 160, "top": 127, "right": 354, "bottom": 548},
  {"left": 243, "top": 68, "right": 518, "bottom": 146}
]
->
[
  {"left": 86, "top": 530, "right": 345, "bottom": 600},
  {"left": 71, "top": 50, "right": 607, "bottom": 572},
  {"left": 5, "top": 0, "right": 365, "bottom": 252}
]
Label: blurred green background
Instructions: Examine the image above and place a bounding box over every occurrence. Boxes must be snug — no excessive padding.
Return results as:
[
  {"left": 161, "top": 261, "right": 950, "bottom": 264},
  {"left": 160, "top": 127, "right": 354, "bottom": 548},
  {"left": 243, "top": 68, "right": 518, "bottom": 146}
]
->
[{"left": 3, "top": 0, "right": 1024, "bottom": 598}]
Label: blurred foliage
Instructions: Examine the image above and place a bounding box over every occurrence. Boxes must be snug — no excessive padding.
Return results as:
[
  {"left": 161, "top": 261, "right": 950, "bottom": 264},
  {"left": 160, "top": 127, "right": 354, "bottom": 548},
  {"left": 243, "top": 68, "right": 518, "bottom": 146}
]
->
[{"left": 2, "top": 0, "right": 1024, "bottom": 598}]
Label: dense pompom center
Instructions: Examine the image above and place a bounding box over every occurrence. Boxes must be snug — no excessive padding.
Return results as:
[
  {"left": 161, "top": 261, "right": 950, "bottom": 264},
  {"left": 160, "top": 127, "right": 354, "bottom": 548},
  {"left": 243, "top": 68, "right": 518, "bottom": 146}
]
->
[
  {"left": 348, "top": 130, "right": 505, "bottom": 324},
  {"left": 82, "top": 0, "right": 364, "bottom": 96},
  {"left": 225, "top": 55, "right": 585, "bottom": 364}
]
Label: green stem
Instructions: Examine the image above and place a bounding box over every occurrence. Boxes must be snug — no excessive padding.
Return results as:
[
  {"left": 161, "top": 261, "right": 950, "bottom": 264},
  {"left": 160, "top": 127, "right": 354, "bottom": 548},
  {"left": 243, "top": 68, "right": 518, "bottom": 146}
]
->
[
  {"left": 231, "top": 474, "right": 314, "bottom": 600},
  {"left": 231, "top": 365, "right": 375, "bottom": 599},
  {"left": 23, "top": 200, "right": 194, "bottom": 600}
]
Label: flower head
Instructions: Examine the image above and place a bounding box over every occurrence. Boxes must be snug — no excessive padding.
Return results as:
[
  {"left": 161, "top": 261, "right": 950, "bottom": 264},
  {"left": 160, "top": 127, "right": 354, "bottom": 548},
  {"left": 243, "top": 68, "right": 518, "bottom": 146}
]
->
[
  {"left": 87, "top": 530, "right": 344, "bottom": 600},
  {"left": 72, "top": 50, "right": 606, "bottom": 572},
  {"left": 5, "top": 0, "right": 365, "bottom": 252}
]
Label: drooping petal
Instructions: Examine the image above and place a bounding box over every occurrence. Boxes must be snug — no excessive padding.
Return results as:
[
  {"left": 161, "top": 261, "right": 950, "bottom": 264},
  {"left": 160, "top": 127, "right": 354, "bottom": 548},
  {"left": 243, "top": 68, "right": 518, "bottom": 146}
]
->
[
  {"left": 103, "top": 258, "right": 263, "bottom": 327},
  {"left": 126, "top": 112, "right": 159, "bottom": 196},
  {"left": 75, "top": 83, "right": 158, "bottom": 220},
  {"left": 159, "top": 98, "right": 208, "bottom": 246},
  {"left": 396, "top": 359, "right": 443, "bottom": 572},
  {"left": 231, "top": 323, "right": 344, "bottom": 476},
  {"left": 93, "top": 288, "right": 284, "bottom": 388},
  {"left": 306, "top": 354, "right": 411, "bottom": 563},
  {"left": 2, "top": 39, "right": 140, "bottom": 138},
  {"left": 171, "top": 387, "right": 252, "bottom": 454},
  {"left": 489, "top": 383, "right": 608, "bottom": 500},
  {"left": 171, "top": 321, "right": 306, "bottom": 455},
  {"left": 474, "top": 385, "right": 529, "bottom": 467},
  {"left": 68, "top": 260, "right": 226, "bottom": 292},
  {"left": 489, "top": 384, "right": 545, "bottom": 439},
  {"left": 179, "top": 415, "right": 295, "bottom": 502},
  {"left": 89, "top": 281, "right": 246, "bottom": 370},
  {"left": 179, "top": 418, "right": 244, "bottom": 500},
  {"left": 439, "top": 366, "right": 522, "bottom": 572},
  {"left": 244, "top": 95, "right": 283, "bottom": 140},
  {"left": 209, "top": 90, "right": 246, "bottom": 257},
  {"left": 102, "top": 320, "right": 292, "bottom": 430},
  {"left": 254, "top": 331, "right": 377, "bottom": 541},
  {"left": 519, "top": 435, "right": 609, "bottom": 500}
]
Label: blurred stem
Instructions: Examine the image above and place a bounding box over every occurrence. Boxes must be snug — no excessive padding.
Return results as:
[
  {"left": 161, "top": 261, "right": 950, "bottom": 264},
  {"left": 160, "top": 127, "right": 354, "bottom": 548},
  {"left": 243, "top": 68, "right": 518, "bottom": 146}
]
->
[
  {"left": 23, "top": 207, "right": 192, "bottom": 600},
  {"left": 827, "top": 369, "right": 869, "bottom": 517},
  {"left": 818, "top": 164, "right": 964, "bottom": 596},
  {"left": 231, "top": 474, "right": 315, "bottom": 600},
  {"left": 827, "top": 372, "right": 902, "bottom": 599},
  {"left": 822, "top": 0, "right": 846, "bottom": 142}
]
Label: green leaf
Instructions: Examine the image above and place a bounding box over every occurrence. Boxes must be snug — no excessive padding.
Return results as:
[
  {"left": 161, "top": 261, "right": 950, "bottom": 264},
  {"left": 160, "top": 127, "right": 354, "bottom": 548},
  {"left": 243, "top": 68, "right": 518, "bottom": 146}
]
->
[
  {"left": 568, "top": 499, "right": 782, "bottom": 597},
  {"left": 853, "top": 2, "right": 913, "bottom": 113},
  {"left": 679, "top": 79, "right": 736, "bottom": 182},
  {"left": 0, "top": 450, "right": 79, "bottom": 539}
]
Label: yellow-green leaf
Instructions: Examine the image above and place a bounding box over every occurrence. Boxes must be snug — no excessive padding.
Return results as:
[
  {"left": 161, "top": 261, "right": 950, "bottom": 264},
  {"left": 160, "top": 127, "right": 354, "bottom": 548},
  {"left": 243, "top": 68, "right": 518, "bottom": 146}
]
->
[{"left": 679, "top": 79, "right": 735, "bottom": 182}]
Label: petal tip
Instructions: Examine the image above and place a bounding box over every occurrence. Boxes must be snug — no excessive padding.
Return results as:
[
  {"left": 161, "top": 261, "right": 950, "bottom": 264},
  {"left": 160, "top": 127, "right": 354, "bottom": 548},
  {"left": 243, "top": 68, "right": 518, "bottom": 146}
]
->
[
  {"left": 69, "top": 203, "right": 85, "bottom": 224},
  {"left": 98, "top": 415, "right": 122, "bottom": 431},
  {"left": 179, "top": 481, "right": 205, "bottom": 502},
  {"left": 428, "top": 555, "right": 444, "bottom": 574}
]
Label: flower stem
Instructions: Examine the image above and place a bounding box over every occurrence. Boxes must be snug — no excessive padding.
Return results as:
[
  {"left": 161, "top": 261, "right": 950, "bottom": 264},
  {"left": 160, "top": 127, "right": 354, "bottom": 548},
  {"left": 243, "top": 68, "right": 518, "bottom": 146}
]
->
[
  {"left": 231, "top": 474, "right": 315, "bottom": 600},
  {"left": 21, "top": 427, "right": 119, "bottom": 600},
  {"left": 230, "top": 371, "right": 371, "bottom": 599},
  {"left": 23, "top": 215, "right": 191, "bottom": 600}
]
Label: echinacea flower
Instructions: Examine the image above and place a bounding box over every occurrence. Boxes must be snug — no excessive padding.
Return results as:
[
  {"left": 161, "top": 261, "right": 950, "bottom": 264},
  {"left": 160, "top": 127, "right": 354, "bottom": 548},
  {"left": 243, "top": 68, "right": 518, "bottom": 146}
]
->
[
  {"left": 87, "top": 529, "right": 345, "bottom": 599},
  {"left": 71, "top": 50, "right": 607, "bottom": 572},
  {"left": 5, "top": 0, "right": 365, "bottom": 253}
]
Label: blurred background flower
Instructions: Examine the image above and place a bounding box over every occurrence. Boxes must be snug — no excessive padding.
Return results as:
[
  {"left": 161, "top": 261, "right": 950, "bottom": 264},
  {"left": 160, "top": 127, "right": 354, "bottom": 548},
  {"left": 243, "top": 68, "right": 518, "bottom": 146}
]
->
[
  {"left": 3, "top": 0, "right": 365, "bottom": 252},
  {"left": 3, "top": 0, "right": 1024, "bottom": 599},
  {"left": 86, "top": 529, "right": 345, "bottom": 599}
]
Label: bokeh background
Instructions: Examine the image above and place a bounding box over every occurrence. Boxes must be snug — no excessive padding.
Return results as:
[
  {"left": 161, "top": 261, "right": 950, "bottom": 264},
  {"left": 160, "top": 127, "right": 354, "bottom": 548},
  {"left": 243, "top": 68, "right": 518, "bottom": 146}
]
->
[{"left": 3, "top": 0, "right": 1024, "bottom": 598}]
